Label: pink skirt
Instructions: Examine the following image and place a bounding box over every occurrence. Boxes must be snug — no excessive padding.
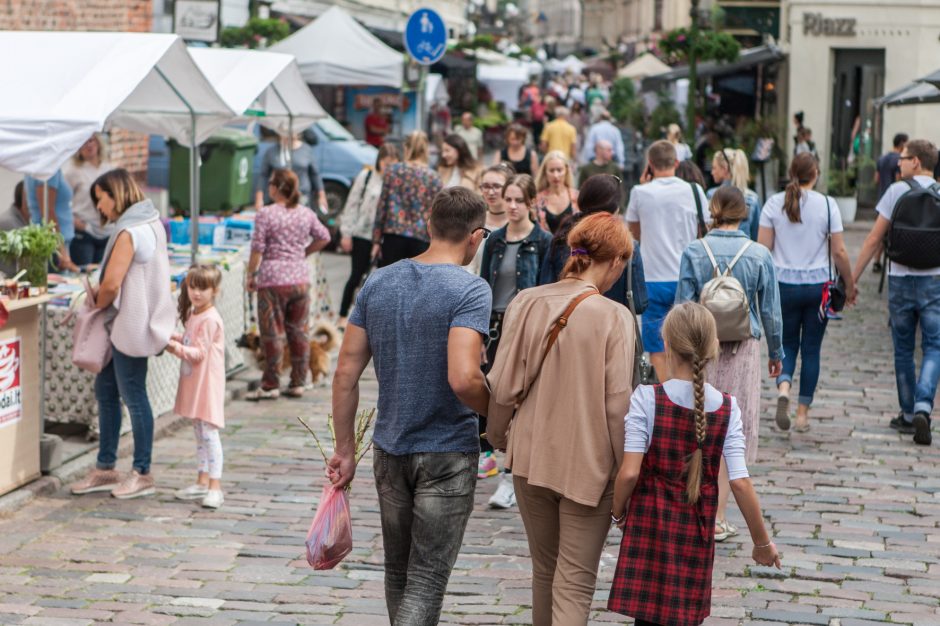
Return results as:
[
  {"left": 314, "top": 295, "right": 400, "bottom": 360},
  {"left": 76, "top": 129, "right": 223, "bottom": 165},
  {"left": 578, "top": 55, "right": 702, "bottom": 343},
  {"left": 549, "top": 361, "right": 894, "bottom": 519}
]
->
[{"left": 707, "top": 337, "right": 761, "bottom": 464}]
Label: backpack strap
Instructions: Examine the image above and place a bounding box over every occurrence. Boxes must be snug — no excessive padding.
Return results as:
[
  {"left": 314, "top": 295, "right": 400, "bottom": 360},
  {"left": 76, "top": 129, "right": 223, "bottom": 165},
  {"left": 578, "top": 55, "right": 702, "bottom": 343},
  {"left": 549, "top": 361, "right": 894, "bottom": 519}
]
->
[
  {"left": 725, "top": 241, "right": 752, "bottom": 275},
  {"left": 905, "top": 178, "right": 921, "bottom": 191},
  {"left": 699, "top": 237, "right": 721, "bottom": 277}
]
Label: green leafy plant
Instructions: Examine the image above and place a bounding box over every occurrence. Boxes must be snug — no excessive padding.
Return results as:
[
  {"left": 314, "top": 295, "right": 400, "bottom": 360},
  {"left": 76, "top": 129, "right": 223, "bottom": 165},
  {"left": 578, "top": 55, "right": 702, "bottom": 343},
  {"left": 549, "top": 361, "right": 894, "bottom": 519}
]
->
[
  {"left": 647, "top": 91, "right": 682, "bottom": 139},
  {"left": 0, "top": 223, "right": 63, "bottom": 286},
  {"left": 220, "top": 17, "right": 290, "bottom": 49},
  {"left": 658, "top": 28, "right": 740, "bottom": 65},
  {"left": 609, "top": 78, "right": 646, "bottom": 130},
  {"left": 473, "top": 100, "right": 510, "bottom": 130},
  {"left": 827, "top": 157, "right": 857, "bottom": 197}
]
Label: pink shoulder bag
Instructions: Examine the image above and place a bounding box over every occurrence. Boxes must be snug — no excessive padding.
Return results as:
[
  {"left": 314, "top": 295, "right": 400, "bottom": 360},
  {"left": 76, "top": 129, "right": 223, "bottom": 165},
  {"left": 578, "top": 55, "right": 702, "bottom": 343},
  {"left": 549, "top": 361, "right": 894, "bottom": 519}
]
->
[{"left": 69, "top": 275, "right": 114, "bottom": 374}]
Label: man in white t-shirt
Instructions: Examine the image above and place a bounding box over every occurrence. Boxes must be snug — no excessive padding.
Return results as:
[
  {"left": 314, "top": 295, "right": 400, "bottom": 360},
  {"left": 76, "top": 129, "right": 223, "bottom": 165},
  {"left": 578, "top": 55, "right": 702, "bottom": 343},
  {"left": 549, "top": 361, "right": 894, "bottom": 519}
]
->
[
  {"left": 853, "top": 138, "right": 940, "bottom": 446},
  {"left": 626, "top": 139, "right": 709, "bottom": 380},
  {"left": 453, "top": 112, "right": 484, "bottom": 161}
]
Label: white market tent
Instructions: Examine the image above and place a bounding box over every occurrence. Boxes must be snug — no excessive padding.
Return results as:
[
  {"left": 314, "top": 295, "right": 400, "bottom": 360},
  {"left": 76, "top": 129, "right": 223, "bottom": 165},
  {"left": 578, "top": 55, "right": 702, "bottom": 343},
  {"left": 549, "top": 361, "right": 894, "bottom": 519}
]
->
[
  {"left": 272, "top": 6, "right": 403, "bottom": 87},
  {"left": 189, "top": 48, "right": 327, "bottom": 136},
  {"left": 618, "top": 54, "right": 671, "bottom": 80},
  {"left": 0, "top": 31, "right": 234, "bottom": 180},
  {"left": 545, "top": 54, "right": 585, "bottom": 75}
]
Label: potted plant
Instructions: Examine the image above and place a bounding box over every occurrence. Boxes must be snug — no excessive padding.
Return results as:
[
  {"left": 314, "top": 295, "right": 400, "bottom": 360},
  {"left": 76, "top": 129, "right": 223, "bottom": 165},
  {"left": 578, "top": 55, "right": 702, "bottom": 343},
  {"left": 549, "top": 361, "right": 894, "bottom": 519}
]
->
[
  {"left": 827, "top": 157, "right": 857, "bottom": 224},
  {"left": 0, "top": 223, "right": 63, "bottom": 287}
]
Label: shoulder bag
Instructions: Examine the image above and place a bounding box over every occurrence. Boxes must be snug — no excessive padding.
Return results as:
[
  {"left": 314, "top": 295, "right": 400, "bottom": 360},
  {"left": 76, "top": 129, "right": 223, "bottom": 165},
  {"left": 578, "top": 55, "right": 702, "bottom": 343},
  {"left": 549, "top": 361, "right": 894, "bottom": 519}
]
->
[
  {"left": 626, "top": 256, "right": 654, "bottom": 387},
  {"left": 690, "top": 181, "right": 707, "bottom": 238},
  {"left": 69, "top": 275, "right": 114, "bottom": 374},
  {"left": 514, "top": 288, "right": 598, "bottom": 408},
  {"left": 821, "top": 196, "right": 847, "bottom": 319}
]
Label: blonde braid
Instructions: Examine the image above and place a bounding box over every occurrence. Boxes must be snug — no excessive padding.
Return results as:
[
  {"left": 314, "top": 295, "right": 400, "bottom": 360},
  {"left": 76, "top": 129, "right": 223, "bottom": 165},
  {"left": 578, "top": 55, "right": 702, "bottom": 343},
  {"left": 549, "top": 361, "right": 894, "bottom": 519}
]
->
[{"left": 685, "top": 354, "right": 708, "bottom": 504}]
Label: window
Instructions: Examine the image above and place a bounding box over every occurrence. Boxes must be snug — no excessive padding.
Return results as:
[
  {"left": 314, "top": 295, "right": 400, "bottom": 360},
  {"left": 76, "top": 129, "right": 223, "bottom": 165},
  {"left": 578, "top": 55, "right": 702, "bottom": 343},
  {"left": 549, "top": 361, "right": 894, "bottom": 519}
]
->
[{"left": 654, "top": 0, "right": 663, "bottom": 31}]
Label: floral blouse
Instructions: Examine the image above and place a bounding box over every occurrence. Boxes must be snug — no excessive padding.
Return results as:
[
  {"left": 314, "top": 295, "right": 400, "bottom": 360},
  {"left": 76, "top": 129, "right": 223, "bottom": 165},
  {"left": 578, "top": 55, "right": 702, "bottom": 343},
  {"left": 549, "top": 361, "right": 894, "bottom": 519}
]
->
[
  {"left": 372, "top": 162, "right": 443, "bottom": 243},
  {"left": 251, "top": 203, "right": 330, "bottom": 288}
]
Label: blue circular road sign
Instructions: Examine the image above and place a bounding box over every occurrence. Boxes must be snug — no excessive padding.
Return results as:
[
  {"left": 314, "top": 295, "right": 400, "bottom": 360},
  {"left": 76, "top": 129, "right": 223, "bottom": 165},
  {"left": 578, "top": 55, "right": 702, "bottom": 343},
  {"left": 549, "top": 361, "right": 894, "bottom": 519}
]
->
[{"left": 404, "top": 8, "right": 447, "bottom": 66}]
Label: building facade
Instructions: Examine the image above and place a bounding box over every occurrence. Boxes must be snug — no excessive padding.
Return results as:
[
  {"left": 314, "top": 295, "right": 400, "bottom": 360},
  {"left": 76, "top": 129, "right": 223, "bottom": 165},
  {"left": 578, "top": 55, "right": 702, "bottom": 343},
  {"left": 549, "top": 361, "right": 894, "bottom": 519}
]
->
[
  {"left": 268, "top": 0, "right": 467, "bottom": 37},
  {"left": 583, "top": 0, "right": 693, "bottom": 53},
  {"left": 784, "top": 0, "right": 940, "bottom": 173}
]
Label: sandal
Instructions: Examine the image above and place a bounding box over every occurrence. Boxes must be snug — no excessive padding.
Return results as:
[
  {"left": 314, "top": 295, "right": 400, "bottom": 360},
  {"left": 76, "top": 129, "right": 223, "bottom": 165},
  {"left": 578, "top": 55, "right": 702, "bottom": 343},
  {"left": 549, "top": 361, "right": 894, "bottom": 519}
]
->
[
  {"left": 775, "top": 396, "right": 791, "bottom": 431},
  {"left": 794, "top": 418, "right": 811, "bottom": 433}
]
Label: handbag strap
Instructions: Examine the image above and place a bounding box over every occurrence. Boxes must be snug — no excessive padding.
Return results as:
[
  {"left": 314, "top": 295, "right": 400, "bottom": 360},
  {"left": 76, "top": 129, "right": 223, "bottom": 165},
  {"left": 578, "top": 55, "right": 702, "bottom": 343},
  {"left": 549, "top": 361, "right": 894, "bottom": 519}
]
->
[
  {"left": 825, "top": 195, "right": 833, "bottom": 283},
  {"left": 690, "top": 182, "right": 706, "bottom": 238},
  {"left": 516, "top": 287, "right": 598, "bottom": 407}
]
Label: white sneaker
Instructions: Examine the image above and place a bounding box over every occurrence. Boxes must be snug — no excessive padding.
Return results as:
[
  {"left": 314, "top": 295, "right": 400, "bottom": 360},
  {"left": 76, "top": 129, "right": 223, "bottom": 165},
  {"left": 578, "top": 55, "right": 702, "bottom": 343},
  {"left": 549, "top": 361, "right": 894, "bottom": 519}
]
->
[
  {"left": 175, "top": 484, "right": 209, "bottom": 500},
  {"left": 201, "top": 489, "right": 224, "bottom": 509},
  {"left": 488, "top": 473, "right": 516, "bottom": 509}
]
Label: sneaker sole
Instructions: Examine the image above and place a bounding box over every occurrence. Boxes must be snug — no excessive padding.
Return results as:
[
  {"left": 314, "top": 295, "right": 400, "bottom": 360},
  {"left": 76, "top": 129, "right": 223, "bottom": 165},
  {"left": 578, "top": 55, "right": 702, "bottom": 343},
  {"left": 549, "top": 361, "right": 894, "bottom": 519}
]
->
[
  {"left": 71, "top": 483, "right": 119, "bottom": 495},
  {"left": 913, "top": 414, "right": 932, "bottom": 445},
  {"left": 175, "top": 493, "right": 208, "bottom": 501},
  {"left": 775, "top": 396, "right": 790, "bottom": 431},
  {"left": 201, "top": 501, "right": 224, "bottom": 509},
  {"left": 890, "top": 420, "right": 916, "bottom": 434},
  {"left": 112, "top": 487, "right": 156, "bottom": 500},
  {"left": 488, "top": 500, "right": 513, "bottom": 509}
]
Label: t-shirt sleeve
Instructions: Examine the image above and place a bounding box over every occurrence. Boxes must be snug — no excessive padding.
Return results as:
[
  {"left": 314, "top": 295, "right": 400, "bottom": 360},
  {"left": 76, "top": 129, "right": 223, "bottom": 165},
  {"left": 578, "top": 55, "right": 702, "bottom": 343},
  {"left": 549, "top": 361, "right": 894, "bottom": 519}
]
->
[
  {"left": 723, "top": 396, "right": 749, "bottom": 480},
  {"left": 309, "top": 211, "right": 330, "bottom": 241},
  {"left": 450, "top": 278, "right": 491, "bottom": 335},
  {"left": 827, "top": 195, "right": 844, "bottom": 234},
  {"left": 875, "top": 182, "right": 903, "bottom": 221},
  {"left": 624, "top": 385, "right": 654, "bottom": 453},
  {"left": 758, "top": 196, "right": 777, "bottom": 228},
  {"left": 625, "top": 187, "right": 640, "bottom": 222},
  {"left": 348, "top": 277, "right": 371, "bottom": 328},
  {"left": 250, "top": 208, "right": 268, "bottom": 254}
]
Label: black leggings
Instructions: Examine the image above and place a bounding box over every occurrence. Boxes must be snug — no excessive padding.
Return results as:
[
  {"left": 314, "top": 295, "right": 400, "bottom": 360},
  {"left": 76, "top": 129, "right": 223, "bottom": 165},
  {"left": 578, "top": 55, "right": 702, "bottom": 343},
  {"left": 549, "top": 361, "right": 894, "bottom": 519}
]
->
[
  {"left": 340, "top": 237, "right": 373, "bottom": 317},
  {"left": 379, "top": 234, "right": 429, "bottom": 267}
]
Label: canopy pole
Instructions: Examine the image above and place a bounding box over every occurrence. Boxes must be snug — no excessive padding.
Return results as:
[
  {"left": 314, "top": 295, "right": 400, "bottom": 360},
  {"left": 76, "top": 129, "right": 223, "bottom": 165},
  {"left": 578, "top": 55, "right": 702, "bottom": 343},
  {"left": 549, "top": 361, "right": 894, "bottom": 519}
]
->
[
  {"left": 154, "top": 66, "right": 200, "bottom": 263},
  {"left": 269, "top": 83, "right": 295, "bottom": 168},
  {"left": 43, "top": 181, "right": 49, "bottom": 223}
]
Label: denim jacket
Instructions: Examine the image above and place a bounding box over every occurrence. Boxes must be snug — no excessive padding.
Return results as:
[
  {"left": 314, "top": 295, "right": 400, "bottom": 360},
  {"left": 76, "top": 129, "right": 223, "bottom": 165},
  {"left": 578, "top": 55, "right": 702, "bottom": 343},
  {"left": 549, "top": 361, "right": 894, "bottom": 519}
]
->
[
  {"left": 480, "top": 223, "right": 553, "bottom": 299},
  {"left": 676, "top": 229, "right": 784, "bottom": 360},
  {"left": 707, "top": 183, "right": 762, "bottom": 241}
]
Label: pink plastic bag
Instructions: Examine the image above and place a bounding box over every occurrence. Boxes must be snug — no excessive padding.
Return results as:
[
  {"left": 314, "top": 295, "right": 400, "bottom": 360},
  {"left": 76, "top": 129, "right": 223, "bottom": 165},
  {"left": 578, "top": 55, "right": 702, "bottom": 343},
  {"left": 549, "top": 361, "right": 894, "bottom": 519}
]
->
[{"left": 305, "top": 484, "right": 353, "bottom": 570}]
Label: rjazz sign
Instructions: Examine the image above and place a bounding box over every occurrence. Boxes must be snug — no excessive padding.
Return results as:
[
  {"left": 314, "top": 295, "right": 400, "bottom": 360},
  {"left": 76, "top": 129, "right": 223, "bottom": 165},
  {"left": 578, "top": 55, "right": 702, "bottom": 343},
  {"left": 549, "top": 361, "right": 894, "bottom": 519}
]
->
[{"left": 803, "top": 12, "right": 857, "bottom": 37}]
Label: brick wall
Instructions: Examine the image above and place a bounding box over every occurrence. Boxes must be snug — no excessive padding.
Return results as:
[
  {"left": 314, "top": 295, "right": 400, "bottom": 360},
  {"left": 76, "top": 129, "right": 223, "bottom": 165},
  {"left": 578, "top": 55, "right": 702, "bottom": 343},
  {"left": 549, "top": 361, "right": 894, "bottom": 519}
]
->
[{"left": 0, "top": 1, "right": 154, "bottom": 179}]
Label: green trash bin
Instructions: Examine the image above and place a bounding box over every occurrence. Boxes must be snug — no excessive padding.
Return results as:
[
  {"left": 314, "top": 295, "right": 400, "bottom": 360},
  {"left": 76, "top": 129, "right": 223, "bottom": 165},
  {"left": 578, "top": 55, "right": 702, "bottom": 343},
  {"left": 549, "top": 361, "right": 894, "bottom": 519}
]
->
[{"left": 169, "top": 129, "right": 258, "bottom": 214}]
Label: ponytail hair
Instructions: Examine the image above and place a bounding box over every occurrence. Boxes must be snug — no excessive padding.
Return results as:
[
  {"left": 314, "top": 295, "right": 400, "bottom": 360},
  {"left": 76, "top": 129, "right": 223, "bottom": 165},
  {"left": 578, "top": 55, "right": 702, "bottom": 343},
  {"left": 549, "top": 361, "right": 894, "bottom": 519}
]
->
[
  {"left": 178, "top": 264, "right": 223, "bottom": 325},
  {"left": 783, "top": 152, "right": 818, "bottom": 223},
  {"left": 561, "top": 212, "right": 632, "bottom": 278},
  {"left": 661, "top": 302, "right": 719, "bottom": 504}
]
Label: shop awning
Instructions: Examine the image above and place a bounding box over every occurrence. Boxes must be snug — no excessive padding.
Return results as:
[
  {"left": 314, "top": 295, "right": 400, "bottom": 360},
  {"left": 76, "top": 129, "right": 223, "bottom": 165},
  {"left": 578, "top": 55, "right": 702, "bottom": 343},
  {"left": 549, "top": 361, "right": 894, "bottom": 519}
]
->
[
  {"left": 873, "top": 81, "right": 940, "bottom": 107},
  {"left": 917, "top": 68, "right": 940, "bottom": 88},
  {"left": 0, "top": 31, "right": 234, "bottom": 179},
  {"left": 642, "top": 44, "right": 785, "bottom": 91},
  {"left": 189, "top": 48, "right": 327, "bottom": 136},
  {"left": 272, "top": 6, "right": 403, "bottom": 87}
]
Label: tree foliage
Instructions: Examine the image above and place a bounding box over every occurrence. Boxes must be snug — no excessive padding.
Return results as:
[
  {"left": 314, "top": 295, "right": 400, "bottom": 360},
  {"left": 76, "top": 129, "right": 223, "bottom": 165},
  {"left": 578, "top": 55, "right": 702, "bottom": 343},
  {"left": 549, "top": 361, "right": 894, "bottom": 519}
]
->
[
  {"left": 608, "top": 78, "right": 645, "bottom": 130},
  {"left": 658, "top": 28, "right": 740, "bottom": 65},
  {"left": 220, "top": 17, "right": 290, "bottom": 49}
]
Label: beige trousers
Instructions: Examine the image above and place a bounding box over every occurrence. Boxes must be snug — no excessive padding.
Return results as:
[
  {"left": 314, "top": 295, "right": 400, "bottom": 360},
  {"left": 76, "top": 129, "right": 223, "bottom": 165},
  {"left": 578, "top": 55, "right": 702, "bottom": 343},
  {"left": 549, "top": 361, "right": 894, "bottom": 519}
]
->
[{"left": 513, "top": 476, "right": 614, "bottom": 626}]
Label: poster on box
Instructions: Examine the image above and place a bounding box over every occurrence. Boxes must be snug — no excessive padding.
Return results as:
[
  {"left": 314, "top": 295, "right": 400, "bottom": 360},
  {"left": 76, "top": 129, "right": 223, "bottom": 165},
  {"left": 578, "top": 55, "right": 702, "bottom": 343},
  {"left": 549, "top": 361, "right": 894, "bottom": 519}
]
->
[
  {"left": 0, "top": 337, "right": 21, "bottom": 429},
  {"left": 345, "top": 87, "right": 418, "bottom": 141}
]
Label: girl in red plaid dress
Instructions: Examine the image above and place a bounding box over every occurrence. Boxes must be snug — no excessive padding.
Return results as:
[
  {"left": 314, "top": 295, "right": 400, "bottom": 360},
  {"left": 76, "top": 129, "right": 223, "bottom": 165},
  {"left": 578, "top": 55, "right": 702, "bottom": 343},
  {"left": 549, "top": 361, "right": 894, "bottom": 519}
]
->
[{"left": 608, "top": 303, "right": 781, "bottom": 626}]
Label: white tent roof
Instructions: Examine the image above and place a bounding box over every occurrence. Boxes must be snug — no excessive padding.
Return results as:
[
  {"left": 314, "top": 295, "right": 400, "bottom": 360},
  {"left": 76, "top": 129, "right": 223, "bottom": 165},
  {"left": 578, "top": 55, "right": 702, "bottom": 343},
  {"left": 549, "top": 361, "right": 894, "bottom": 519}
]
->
[
  {"left": 189, "top": 48, "right": 326, "bottom": 135},
  {"left": 0, "top": 31, "right": 234, "bottom": 179},
  {"left": 618, "top": 54, "right": 671, "bottom": 80},
  {"left": 545, "top": 55, "right": 585, "bottom": 75},
  {"left": 272, "top": 6, "right": 403, "bottom": 87}
]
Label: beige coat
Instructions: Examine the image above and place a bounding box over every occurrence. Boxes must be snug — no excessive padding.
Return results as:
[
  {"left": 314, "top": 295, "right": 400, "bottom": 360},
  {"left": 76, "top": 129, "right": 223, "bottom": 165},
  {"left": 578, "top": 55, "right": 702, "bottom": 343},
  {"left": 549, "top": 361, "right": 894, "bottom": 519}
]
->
[{"left": 486, "top": 279, "right": 634, "bottom": 507}]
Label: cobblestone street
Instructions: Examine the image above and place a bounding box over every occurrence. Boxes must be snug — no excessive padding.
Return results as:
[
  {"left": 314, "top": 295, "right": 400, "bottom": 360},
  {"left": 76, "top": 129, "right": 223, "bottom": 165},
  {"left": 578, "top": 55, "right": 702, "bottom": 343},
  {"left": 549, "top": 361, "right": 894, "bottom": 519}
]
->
[{"left": 0, "top": 224, "right": 938, "bottom": 625}]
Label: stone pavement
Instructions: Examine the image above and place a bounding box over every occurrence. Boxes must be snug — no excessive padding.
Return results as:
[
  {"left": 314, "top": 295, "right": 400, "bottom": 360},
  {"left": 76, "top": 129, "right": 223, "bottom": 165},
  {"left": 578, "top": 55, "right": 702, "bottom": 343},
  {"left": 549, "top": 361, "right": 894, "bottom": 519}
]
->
[{"left": 0, "top": 224, "right": 939, "bottom": 625}]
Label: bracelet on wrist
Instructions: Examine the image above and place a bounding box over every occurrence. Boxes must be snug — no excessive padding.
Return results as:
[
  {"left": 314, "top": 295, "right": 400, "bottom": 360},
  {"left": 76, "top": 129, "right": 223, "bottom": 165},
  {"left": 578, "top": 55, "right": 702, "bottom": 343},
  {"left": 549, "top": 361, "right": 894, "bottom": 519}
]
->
[
  {"left": 610, "top": 511, "right": 625, "bottom": 524},
  {"left": 754, "top": 541, "right": 773, "bottom": 549}
]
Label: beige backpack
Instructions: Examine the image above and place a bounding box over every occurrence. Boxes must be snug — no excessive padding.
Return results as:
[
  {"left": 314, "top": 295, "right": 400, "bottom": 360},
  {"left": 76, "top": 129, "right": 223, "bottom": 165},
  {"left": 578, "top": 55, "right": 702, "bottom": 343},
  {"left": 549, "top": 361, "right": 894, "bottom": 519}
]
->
[{"left": 699, "top": 239, "right": 753, "bottom": 343}]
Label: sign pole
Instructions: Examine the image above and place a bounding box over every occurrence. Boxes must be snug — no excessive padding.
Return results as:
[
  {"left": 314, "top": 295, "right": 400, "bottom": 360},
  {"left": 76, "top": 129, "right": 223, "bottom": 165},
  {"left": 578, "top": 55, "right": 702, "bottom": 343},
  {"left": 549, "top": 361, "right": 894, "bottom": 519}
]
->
[{"left": 404, "top": 7, "right": 447, "bottom": 136}]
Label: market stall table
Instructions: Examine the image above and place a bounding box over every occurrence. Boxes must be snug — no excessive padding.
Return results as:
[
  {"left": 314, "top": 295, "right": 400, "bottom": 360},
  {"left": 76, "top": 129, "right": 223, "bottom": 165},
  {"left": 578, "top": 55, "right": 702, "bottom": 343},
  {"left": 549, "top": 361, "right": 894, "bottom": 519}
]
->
[{"left": 0, "top": 294, "right": 53, "bottom": 496}]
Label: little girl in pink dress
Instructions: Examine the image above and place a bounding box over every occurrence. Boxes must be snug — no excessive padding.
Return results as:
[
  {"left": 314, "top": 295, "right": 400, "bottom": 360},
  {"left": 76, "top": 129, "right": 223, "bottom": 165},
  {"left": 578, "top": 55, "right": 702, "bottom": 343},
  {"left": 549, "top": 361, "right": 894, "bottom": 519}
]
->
[{"left": 167, "top": 265, "right": 227, "bottom": 509}]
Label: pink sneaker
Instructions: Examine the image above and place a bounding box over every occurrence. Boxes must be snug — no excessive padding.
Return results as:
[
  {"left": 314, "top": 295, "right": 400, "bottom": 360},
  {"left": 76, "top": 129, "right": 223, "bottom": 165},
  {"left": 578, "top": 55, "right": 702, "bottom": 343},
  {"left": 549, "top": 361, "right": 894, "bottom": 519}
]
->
[
  {"left": 110, "top": 471, "right": 156, "bottom": 499},
  {"left": 71, "top": 468, "right": 122, "bottom": 495},
  {"left": 478, "top": 452, "right": 498, "bottom": 479}
]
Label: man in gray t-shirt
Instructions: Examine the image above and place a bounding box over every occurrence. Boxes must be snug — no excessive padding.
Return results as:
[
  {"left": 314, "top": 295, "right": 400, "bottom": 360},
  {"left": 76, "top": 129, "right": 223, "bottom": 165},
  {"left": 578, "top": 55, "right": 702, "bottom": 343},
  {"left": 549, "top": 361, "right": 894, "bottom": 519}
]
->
[{"left": 328, "top": 187, "right": 491, "bottom": 623}]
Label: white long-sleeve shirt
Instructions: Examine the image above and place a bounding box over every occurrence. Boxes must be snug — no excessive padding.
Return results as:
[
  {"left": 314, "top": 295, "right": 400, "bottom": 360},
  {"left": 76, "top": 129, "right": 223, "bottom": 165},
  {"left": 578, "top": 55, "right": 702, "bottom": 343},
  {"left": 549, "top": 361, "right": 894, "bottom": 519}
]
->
[{"left": 624, "top": 380, "right": 749, "bottom": 480}]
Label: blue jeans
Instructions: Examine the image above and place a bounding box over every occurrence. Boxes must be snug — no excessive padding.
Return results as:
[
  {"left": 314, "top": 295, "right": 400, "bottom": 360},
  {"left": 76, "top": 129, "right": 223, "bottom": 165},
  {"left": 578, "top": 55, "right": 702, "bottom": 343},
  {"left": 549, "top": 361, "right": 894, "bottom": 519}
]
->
[
  {"left": 777, "top": 282, "right": 828, "bottom": 406},
  {"left": 95, "top": 347, "right": 154, "bottom": 475},
  {"left": 888, "top": 276, "right": 940, "bottom": 419},
  {"left": 373, "top": 448, "right": 476, "bottom": 626}
]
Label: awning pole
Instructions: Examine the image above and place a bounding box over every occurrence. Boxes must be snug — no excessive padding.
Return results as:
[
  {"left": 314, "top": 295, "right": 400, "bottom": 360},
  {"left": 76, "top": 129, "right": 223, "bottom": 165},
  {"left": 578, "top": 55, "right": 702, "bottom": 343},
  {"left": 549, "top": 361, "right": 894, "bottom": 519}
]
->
[
  {"left": 153, "top": 66, "right": 200, "bottom": 263},
  {"left": 269, "top": 83, "right": 294, "bottom": 168},
  {"left": 42, "top": 181, "right": 49, "bottom": 223}
]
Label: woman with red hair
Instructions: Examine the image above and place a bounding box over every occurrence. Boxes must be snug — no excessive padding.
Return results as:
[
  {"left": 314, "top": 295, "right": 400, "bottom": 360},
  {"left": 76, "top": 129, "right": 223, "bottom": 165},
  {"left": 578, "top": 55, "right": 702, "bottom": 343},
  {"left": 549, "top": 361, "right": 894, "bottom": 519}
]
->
[{"left": 486, "top": 212, "right": 636, "bottom": 625}]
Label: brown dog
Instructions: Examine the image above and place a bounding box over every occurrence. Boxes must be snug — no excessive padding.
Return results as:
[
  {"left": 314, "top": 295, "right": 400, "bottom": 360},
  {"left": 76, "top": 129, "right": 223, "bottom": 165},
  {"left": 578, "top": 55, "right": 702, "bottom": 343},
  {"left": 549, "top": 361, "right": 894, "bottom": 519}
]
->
[{"left": 238, "top": 320, "right": 341, "bottom": 385}]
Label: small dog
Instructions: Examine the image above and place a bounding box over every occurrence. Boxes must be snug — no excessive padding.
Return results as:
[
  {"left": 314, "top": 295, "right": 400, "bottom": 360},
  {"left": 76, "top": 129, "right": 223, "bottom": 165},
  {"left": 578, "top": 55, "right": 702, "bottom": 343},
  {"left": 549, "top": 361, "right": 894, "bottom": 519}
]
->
[{"left": 238, "top": 320, "right": 341, "bottom": 385}]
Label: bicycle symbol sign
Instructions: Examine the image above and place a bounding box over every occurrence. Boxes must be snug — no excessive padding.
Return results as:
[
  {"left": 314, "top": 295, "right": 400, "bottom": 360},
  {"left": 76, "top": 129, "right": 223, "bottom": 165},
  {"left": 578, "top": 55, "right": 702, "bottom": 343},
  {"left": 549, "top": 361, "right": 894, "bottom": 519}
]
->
[{"left": 404, "top": 8, "right": 447, "bottom": 66}]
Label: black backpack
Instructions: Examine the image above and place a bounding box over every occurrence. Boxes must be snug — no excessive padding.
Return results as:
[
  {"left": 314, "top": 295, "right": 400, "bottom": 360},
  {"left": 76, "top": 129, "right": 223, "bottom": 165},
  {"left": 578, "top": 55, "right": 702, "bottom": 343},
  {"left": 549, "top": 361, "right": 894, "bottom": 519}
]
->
[{"left": 885, "top": 178, "right": 940, "bottom": 269}]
